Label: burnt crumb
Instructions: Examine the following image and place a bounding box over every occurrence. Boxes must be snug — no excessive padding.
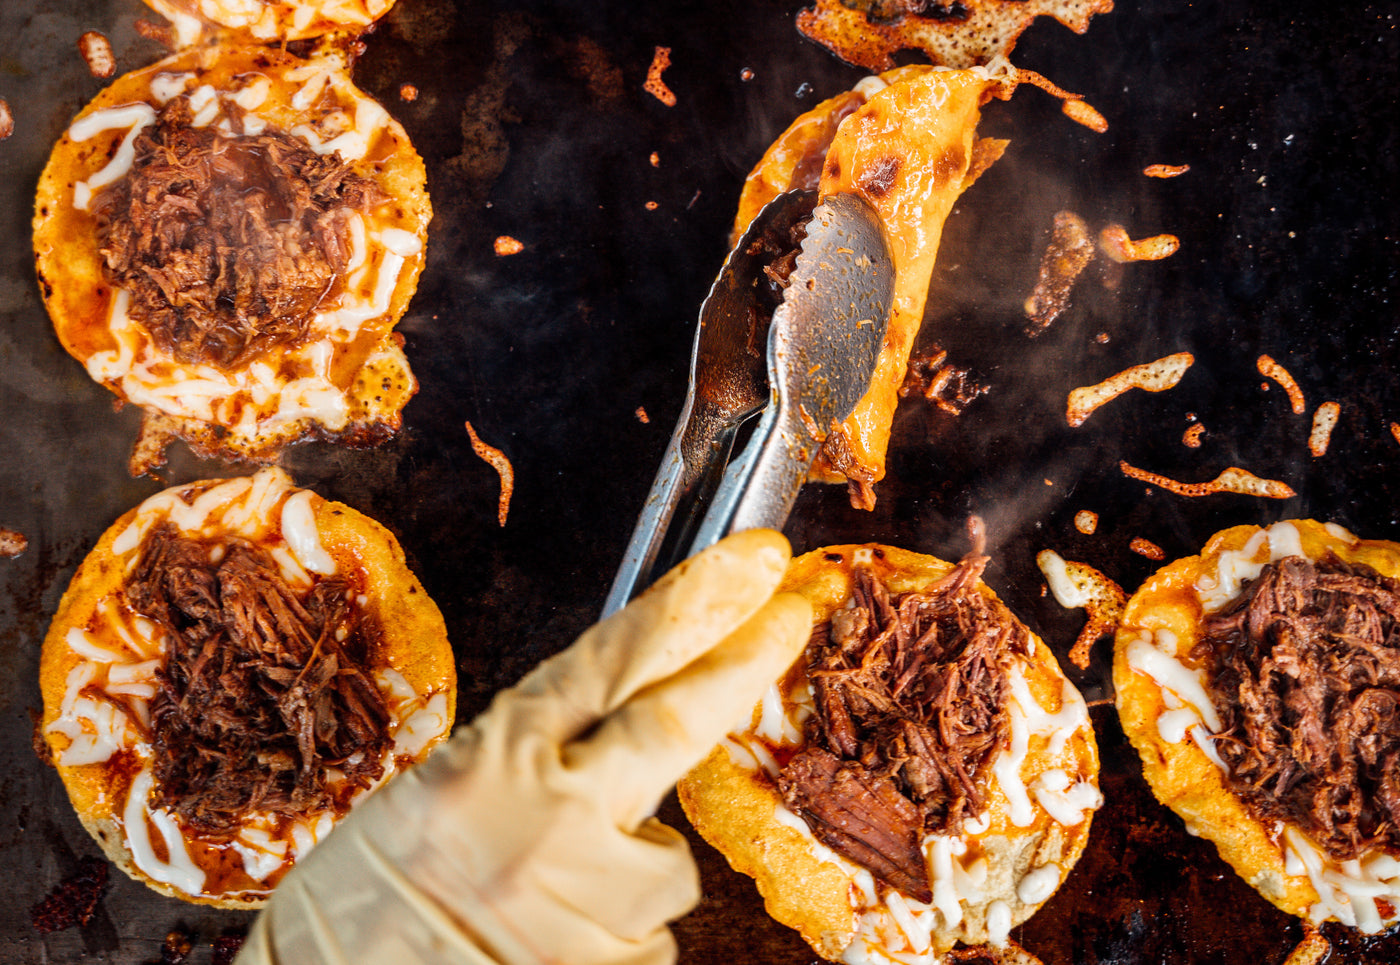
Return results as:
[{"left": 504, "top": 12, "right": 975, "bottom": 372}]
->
[
  {"left": 133, "top": 19, "right": 176, "bottom": 50},
  {"left": 145, "top": 927, "right": 194, "bottom": 965},
  {"left": 210, "top": 929, "right": 248, "bottom": 965},
  {"left": 30, "top": 857, "right": 110, "bottom": 933},
  {"left": 0, "top": 526, "right": 26, "bottom": 557},
  {"left": 29, "top": 707, "right": 53, "bottom": 767},
  {"left": 899, "top": 349, "right": 985, "bottom": 414}
]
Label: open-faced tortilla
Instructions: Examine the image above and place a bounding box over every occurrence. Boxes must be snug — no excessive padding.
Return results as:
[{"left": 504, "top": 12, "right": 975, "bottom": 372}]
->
[
  {"left": 144, "top": 0, "right": 399, "bottom": 46},
  {"left": 1114, "top": 518, "right": 1400, "bottom": 934},
  {"left": 679, "top": 543, "right": 1099, "bottom": 963},
  {"left": 39, "top": 467, "right": 456, "bottom": 908},
  {"left": 33, "top": 44, "right": 431, "bottom": 473},
  {"left": 733, "top": 67, "right": 1012, "bottom": 508}
]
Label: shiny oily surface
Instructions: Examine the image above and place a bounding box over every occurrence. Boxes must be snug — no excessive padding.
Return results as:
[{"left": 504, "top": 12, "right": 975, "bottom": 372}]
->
[{"left": 0, "top": 0, "right": 1397, "bottom": 963}]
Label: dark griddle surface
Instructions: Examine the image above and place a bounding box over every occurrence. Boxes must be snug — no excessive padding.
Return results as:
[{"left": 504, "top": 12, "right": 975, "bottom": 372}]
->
[{"left": 1, "top": 1, "right": 1397, "bottom": 961}]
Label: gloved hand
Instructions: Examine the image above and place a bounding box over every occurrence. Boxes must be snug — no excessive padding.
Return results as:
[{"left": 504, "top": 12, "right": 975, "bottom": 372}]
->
[{"left": 235, "top": 529, "right": 812, "bottom": 965}]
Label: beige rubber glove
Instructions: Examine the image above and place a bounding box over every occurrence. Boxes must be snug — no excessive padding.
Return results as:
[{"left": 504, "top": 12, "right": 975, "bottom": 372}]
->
[{"left": 235, "top": 529, "right": 812, "bottom": 965}]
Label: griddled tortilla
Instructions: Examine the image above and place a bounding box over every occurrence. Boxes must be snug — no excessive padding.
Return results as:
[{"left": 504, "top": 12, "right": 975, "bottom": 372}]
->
[
  {"left": 144, "top": 0, "right": 399, "bottom": 45},
  {"left": 679, "top": 543, "right": 1099, "bottom": 963},
  {"left": 32, "top": 44, "right": 430, "bottom": 472},
  {"left": 39, "top": 468, "right": 456, "bottom": 908},
  {"left": 733, "top": 66, "right": 1012, "bottom": 508},
  {"left": 1113, "top": 519, "right": 1400, "bottom": 933}
]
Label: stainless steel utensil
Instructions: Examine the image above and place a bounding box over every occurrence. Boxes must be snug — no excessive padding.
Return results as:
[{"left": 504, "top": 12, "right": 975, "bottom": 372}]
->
[
  {"left": 686, "top": 192, "right": 892, "bottom": 550},
  {"left": 601, "top": 190, "right": 818, "bottom": 617},
  {"left": 603, "top": 191, "right": 893, "bottom": 615}
]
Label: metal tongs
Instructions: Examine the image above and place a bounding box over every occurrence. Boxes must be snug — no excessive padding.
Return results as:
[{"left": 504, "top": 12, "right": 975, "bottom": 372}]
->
[{"left": 602, "top": 190, "right": 894, "bottom": 616}]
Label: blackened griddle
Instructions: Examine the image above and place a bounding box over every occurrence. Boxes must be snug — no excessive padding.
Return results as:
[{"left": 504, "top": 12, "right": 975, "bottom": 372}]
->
[{"left": 0, "top": 1, "right": 1396, "bottom": 962}]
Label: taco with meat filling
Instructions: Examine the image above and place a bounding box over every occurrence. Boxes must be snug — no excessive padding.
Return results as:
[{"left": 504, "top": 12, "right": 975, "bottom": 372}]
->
[
  {"left": 1114, "top": 518, "right": 1400, "bottom": 934},
  {"left": 733, "top": 65, "right": 1013, "bottom": 510},
  {"left": 144, "top": 0, "right": 400, "bottom": 45},
  {"left": 679, "top": 538, "right": 1099, "bottom": 963},
  {"left": 39, "top": 467, "right": 456, "bottom": 908},
  {"left": 32, "top": 44, "right": 431, "bottom": 474}
]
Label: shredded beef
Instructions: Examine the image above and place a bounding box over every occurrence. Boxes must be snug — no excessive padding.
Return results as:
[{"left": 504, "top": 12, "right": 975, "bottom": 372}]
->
[
  {"left": 778, "top": 551, "right": 1026, "bottom": 900},
  {"left": 126, "top": 524, "right": 391, "bottom": 835},
  {"left": 743, "top": 192, "right": 817, "bottom": 362},
  {"left": 1196, "top": 554, "right": 1400, "bottom": 861},
  {"left": 94, "top": 96, "right": 383, "bottom": 368}
]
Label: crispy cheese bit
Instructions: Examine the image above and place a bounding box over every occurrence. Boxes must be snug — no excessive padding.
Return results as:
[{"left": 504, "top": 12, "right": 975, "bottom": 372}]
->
[
  {"left": 493, "top": 236, "right": 524, "bottom": 257},
  {"left": 132, "top": 19, "right": 176, "bottom": 49},
  {"left": 1129, "top": 537, "right": 1165, "bottom": 561},
  {"left": 794, "top": 0, "right": 1113, "bottom": 72},
  {"left": 0, "top": 98, "right": 12, "bottom": 139},
  {"left": 399, "top": 84, "right": 418, "bottom": 102},
  {"left": 78, "top": 31, "right": 116, "bottom": 79},
  {"left": 1144, "top": 163, "right": 1190, "bottom": 178},
  {"left": 649, "top": 151, "right": 660, "bottom": 167},
  {"left": 1025, "top": 210, "right": 1096, "bottom": 335},
  {"left": 1074, "top": 510, "right": 1098, "bottom": 534},
  {"left": 1182, "top": 423, "right": 1205, "bottom": 448},
  {"left": 634, "top": 406, "right": 650, "bottom": 424},
  {"left": 1391, "top": 422, "right": 1400, "bottom": 446},
  {"left": 1257, "top": 354, "right": 1306, "bottom": 414},
  {"left": 1062, "top": 97, "right": 1108, "bottom": 132},
  {"left": 1066, "top": 352, "right": 1194, "bottom": 427},
  {"left": 644, "top": 46, "right": 676, "bottom": 107},
  {"left": 1099, "top": 224, "right": 1181, "bottom": 263},
  {"left": 464, "top": 421, "right": 514, "bottom": 527},
  {"left": 0, "top": 527, "right": 27, "bottom": 557},
  {"left": 1282, "top": 927, "right": 1330, "bottom": 965},
  {"left": 128, "top": 410, "right": 182, "bottom": 479},
  {"left": 1309, "top": 401, "right": 1340, "bottom": 457},
  {"left": 1036, "top": 549, "right": 1126, "bottom": 669},
  {"left": 644, "top": 200, "right": 658, "bottom": 211},
  {"left": 1118, "top": 461, "right": 1297, "bottom": 499}
]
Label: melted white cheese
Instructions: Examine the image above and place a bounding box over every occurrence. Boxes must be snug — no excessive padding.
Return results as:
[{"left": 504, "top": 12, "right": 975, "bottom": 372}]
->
[
  {"left": 393, "top": 691, "right": 450, "bottom": 758},
  {"left": 992, "top": 661, "right": 1095, "bottom": 829},
  {"left": 1284, "top": 827, "right": 1400, "bottom": 933},
  {"left": 69, "top": 104, "right": 158, "bottom": 211},
  {"left": 1194, "top": 521, "right": 1302, "bottom": 612},
  {"left": 1030, "top": 769, "right": 1103, "bottom": 827},
  {"left": 123, "top": 765, "right": 207, "bottom": 896},
  {"left": 281, "top": 490, "right": 336, "bottom": 575},
  {"left": 1016, "top": 862, "right": 1062, "bottom": 904},
  {"left": 1123, "top": 633, "right": 1223, "bottom": 732},
  {"left": 924, "top": 835, "right": 965, "bottom": 929}
]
